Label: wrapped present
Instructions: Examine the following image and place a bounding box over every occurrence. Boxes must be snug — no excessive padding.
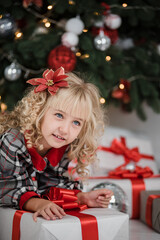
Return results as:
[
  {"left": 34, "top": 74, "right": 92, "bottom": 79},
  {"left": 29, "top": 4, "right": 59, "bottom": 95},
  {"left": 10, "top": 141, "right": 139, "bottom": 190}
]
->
[
  {"left": 91, "top": 126, "right": 158, "bottom": 177},
  {"left": 82, "top": 176, "right": 160, "bottom": 219},
  {"left": 140, "top": 190, "right": 160, "bottom": 233},
  {"left": 0, "top": 207, "right": 129, "bottom": 240}
]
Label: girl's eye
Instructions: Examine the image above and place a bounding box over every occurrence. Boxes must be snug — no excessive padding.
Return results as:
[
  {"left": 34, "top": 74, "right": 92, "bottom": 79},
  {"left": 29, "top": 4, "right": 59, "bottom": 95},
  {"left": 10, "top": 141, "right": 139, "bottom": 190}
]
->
[
  {"left": 55, "top": 113, "right": 63, "bottom": 119},
  {"left": 73, "top": 120, "right": 80, "bottom": 126}
]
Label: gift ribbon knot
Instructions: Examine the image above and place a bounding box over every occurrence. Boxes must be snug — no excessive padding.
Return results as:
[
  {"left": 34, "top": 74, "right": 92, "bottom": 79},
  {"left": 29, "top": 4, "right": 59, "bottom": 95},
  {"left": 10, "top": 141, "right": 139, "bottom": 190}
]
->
[{"left": 43, "top": 187, "right": 87, "bottom": 211}]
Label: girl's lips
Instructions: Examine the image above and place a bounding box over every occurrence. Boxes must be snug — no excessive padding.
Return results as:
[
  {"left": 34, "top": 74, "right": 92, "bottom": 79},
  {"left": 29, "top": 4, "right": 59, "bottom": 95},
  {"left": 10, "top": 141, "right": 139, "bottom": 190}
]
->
[{"left": 53, "top": 134, "right": 65, "bottom": 140}]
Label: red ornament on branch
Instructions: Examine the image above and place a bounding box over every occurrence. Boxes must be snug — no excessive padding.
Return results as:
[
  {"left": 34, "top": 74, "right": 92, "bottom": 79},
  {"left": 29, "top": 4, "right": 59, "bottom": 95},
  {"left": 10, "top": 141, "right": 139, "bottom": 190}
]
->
[
  {"left": 48, "top": 45, "right": 76, "bottom": 72},
  {"left": 23, "top": 0, "right": 43, "bottom": 8},
  {"left": 112, "top": 79, "right": 131, "bottom": 104}
]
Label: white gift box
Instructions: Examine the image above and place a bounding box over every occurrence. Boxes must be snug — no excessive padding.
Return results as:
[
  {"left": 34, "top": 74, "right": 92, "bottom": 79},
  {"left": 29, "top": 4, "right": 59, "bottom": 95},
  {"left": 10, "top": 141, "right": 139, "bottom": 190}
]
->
[
  {"left": 91, "top": 126, "right": 158, "bottom": 176},
  {"left": 82, "top": 177, "right": 160, "bottom": 219},
  {"left": 0, "top": 207, "right": 129, "bottom": 240}
]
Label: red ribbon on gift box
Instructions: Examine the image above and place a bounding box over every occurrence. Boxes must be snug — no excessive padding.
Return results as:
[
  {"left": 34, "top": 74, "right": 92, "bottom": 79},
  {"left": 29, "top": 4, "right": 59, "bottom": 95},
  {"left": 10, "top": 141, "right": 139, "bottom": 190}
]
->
[
  {"left": 97, "top": 137, "right": 154, "bottom": 179},
  {"left": 42, "top": 187, "right": 87, "bottom": 211},
  {"left": 146, "top": 194, "right": 160, "bottom": 228},
  {"left": 12, "top": 188, "right": 99, "bottom": 240}
]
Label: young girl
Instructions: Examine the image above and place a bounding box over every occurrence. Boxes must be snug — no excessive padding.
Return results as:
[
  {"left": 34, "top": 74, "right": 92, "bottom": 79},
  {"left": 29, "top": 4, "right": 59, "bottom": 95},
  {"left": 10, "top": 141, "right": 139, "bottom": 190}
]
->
[{"left": 0, "top": 67, "right": 112, "bottom": 222}]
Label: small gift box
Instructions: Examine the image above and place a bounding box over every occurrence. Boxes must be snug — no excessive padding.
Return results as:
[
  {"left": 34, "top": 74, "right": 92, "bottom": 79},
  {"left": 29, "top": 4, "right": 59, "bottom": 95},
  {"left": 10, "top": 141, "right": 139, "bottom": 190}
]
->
[
  {"left": 140, "top": 190, "right": 160, "bottom": 233},
  {"left": 0, "top": 207, "right": 129, "bottom": 240},
  {"left": 82, "top": 176, "right": 160, "bottom": 219},
  {"left": 91, "top": 126, "right": 158, "bottom": 177}
]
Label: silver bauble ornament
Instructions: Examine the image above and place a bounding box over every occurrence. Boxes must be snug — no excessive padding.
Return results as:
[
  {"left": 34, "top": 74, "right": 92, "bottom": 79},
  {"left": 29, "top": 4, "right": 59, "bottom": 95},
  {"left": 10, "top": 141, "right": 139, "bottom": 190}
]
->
[
  {"left": 92, "top": 182, "right": 128, "bottom": 213},
  {"left": 0, "top": 14, "right": 17, "bottom": 38},
  {"left": 4, "top": 62, "right": 22, "bottom": 81},
  {"left": 94, "top": 31, "right": 111, "bottom": 51}
]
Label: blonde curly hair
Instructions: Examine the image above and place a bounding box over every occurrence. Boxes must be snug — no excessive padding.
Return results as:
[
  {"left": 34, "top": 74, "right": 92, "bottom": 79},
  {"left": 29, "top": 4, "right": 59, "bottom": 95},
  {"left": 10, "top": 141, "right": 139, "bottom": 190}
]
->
[{"left": 0, "top": 72, "right": 104, "bottom": 178}]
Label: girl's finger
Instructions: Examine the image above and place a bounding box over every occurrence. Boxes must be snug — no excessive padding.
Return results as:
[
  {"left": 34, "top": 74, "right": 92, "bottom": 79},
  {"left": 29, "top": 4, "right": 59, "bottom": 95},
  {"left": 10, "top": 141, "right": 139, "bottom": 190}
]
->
[
  {"left": 98, "top": 195, "right": 112, "bottom": 201},
  {"left": 96, "top": 199, "right": 110, "bottom": 205},
  {"left": 50, "top": 206, "right": 65, "bottom": 219},
  {"left": 45, "top": 208, "right": 57, "bottom": 220},
  {"left": 58, "top": 207, "right": 66, "bottom": 216},
  {"left": 33, "top": 211, "right": 39, "bottom": 222}
]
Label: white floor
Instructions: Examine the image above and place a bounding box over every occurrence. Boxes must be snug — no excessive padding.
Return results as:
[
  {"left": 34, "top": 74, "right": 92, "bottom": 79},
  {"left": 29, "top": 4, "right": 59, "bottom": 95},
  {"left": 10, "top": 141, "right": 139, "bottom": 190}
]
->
[{"left": 129, "top": 220, "right": 160, "bottom": 240}]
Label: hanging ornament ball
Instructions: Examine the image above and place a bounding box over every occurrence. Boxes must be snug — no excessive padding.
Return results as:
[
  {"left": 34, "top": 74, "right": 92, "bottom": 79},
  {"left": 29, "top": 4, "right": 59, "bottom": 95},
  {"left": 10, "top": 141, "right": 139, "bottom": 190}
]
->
[
  {"left": 4, "top": 62, "right": 22, "bottom": 81},
  {"left": 0, "top": 14, "right": 17, "bottom": 38},
  {"left": 92, "top": 27, "right": 118, "bottom": 44},
  {"left": 48, "top": 45, "right": 76, "bottom": 72},
  {"left": 92, "top": 182, "right": 128, "bottom": 213},
  {"left": 65, "top": 17, "right": 84, "bottom": 35},
  {"left": 104, "top": 14, "right": 122, "bottom": 30},
  {"left": 94, "top": 31, "right": 111, "bottom": 51},
  {"left": 61, "top": 32, "right": 79, "bottom": 48}
]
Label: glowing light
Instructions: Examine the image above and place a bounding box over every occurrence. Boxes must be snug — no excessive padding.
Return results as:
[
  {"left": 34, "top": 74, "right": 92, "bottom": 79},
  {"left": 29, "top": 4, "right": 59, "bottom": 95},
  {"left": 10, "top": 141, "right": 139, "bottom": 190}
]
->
[
  {"left": 69, "top": 1, "right": 75, "bottom": 5},
  {"left": 1, "top": 103, "right": 7, "bottom": 113},
  {"left": 94, "top": 12, "right": 99, "bottom": 16},
  {"left": 47, "top": 5, "right": 53, "bottom": 10},
  {"left": 76, "top": 52, "right": 81, "bottom": 57},
  {"left": 15, "top": 31, "right": 23, "bottom": 39},
  {"left": 81, "top": 54, "right": 90, "bottom": 59},
  {"left": 83, "top": 29, "right": 88, "bottom": 33},
  {"left": 45, "top": 21, "right": 51, "bottom": 28},
  {"left": 100, "top": 97, "right": 106, "bottom": 104},
  {"left": 105, "top": 56, "right": 111, "bottom": 61},
  {"left": 119, "top": 83, "right": 125, "bottom": 89},
  {"left": 0, "top": 15, "right": 2, "bottom": 19},
  {"left": 122, "top": 3, "right": 128, "bottom": 7},
  {"left": 42, "top": 18, "right": 48, "bottom": 23}
]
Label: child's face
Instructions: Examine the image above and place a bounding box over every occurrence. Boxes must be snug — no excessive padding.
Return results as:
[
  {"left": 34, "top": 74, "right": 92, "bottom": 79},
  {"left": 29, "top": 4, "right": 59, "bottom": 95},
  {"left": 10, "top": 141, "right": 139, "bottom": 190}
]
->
[{"left": 40, "top": 107, "right": 84, "bottom": 151}]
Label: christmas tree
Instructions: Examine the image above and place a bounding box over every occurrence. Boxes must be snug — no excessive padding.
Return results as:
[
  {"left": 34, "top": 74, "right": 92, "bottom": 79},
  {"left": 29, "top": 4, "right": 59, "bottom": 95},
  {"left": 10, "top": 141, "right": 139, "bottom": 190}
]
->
[{"left": 0, "top": 0, "right": 160, "bottom": 120}]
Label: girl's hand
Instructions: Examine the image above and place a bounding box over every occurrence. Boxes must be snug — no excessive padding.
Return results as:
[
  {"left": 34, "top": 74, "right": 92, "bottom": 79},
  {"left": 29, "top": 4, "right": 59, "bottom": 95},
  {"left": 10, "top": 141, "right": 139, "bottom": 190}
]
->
[
  {"left": 23, "top": 198, "right": 66, "bottom": 222},
  {"left": 77, "top": 189, "right": 113, "bottom": 208}
]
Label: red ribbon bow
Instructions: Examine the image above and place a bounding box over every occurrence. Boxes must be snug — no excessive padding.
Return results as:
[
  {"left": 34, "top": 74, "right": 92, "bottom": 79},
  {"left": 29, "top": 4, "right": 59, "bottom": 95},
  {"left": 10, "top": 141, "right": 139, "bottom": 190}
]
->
[
  {"left": 98, "top": 137, "right": 154, "bottom": 179},
  {"left": 43, "top": 187, "right": 87, "bottom": 211},
  {"left": 109, "top": 137, "right": 142, "bottom": 163}
]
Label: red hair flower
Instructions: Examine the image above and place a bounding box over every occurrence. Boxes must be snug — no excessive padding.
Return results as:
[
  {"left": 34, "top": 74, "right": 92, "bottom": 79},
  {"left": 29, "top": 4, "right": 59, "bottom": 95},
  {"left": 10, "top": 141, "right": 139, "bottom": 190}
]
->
[{"left": 27, "top": 67, "right": 69, "bottom": 95}]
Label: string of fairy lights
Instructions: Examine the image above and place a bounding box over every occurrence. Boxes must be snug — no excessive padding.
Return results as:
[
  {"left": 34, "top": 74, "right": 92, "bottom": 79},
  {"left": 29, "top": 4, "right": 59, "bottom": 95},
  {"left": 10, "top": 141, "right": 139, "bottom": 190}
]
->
[{"left": 0, "top": 1, "right": 160, "bottom": 112}]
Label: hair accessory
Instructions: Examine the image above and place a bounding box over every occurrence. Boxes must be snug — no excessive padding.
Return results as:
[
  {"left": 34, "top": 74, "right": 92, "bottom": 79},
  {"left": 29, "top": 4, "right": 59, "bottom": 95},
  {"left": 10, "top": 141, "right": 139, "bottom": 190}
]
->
[{"left": 27, "top": 67, "right": 68, "bottom": 95}]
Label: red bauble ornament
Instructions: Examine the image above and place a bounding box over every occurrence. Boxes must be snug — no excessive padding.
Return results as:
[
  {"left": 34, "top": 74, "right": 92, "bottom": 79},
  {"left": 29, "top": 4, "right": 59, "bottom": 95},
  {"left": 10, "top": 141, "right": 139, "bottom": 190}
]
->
[
  {"left": 48, "top": 45, "right": 76, "bottom": 72},
  {"left": 23, "top": 0, "right": 42, "bottom": 8}
]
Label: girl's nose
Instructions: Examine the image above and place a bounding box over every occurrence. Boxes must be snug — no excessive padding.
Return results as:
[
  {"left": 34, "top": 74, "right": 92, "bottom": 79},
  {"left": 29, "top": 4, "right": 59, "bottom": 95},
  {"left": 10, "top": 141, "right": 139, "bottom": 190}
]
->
[{"left": 59, "top": 121, "right": 70, "bottom": 134}]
